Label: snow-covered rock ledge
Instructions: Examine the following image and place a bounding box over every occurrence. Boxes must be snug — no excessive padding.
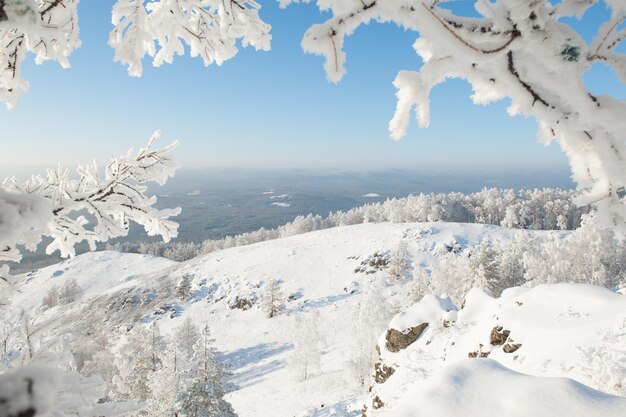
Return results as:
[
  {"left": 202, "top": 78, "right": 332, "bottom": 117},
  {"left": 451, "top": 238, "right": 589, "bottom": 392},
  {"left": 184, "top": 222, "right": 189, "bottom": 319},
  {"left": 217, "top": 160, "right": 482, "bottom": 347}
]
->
[{"left": 366, "top": 284, "right": 626, "bottom": 416}]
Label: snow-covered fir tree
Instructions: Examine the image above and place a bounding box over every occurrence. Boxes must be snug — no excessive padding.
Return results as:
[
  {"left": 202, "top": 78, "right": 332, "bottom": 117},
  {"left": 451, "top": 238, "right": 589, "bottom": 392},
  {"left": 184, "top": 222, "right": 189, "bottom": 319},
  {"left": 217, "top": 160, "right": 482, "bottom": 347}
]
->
[
  {"left": 175, "top": 317, "right": 202, "bottom": 362},
  {"left": 177, "top": 324, "right": 236, "bottom": 417},
  {"left": 387, "top": 240, "right": 410, "bottom": 281},
  {"left": 409, "top": 266, "right": 432, "bottom": 304},
  {"left": 469, "top": 240, "right": 501, "bottom": 296},
  {"left": 112, "top": 322, "right": 165, "bottom": 403},
  {"left": 176, "top": 274, "right": 193, "bottom": 301},
  {"left": 146, "top": 334, "right": 180, "bottom": 417}
]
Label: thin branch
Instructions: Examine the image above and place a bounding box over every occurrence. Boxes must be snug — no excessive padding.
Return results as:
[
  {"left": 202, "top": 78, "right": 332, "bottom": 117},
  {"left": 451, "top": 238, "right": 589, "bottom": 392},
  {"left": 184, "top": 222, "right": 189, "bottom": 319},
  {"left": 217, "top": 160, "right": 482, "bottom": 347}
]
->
[
  {"left": 507, "top": 50, "right": 551, "bottom": 108},
  {"left": 423, "top": 3, "right": 519, "bottom": 55}
]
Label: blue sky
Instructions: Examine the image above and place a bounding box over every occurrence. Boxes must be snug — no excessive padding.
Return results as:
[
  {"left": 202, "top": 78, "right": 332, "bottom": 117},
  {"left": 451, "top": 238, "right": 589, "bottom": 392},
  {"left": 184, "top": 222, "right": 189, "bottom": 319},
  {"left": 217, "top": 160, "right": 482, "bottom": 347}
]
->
[{"left": 1, "top": 0, "right": 624, "bottom": 173}]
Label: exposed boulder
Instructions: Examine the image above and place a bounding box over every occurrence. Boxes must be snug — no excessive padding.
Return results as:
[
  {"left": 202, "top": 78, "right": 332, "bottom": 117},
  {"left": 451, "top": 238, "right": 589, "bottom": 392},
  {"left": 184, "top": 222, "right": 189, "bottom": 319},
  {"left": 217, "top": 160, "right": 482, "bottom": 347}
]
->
[
  {"left": 386, "top": 323, "right": 429, "bottom": 353},
  {"left": 490, "top": 326, "right": 510, "bottom": 345},
  {"left": 372, "top": 395, "right": 385, "bottom": 409},
  {"left": 374, "top": 362, "right": 396, "bottom": 384},
  {"left": 503, "top": 343, "right": 522, "bottom": 353}
]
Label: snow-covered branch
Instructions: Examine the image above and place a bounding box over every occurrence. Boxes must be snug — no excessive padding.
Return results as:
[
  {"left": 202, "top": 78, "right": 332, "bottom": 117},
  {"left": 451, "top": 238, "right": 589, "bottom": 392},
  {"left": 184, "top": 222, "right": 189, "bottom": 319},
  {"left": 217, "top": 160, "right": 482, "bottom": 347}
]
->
[
  {"left": 1, "top": 0, "right": 624, "bottom": 230},
  {"left": 0, "top": 130, "right": 181, "bottom": 263},
  {"left": 296, "top": 0, "right": 626, "bottom": 232},
  {"left": 0, "top": 0, "right": 80, "bottom": 108},
  {"left": 109, "top": 0, "right": 271, "bottom": 77}
]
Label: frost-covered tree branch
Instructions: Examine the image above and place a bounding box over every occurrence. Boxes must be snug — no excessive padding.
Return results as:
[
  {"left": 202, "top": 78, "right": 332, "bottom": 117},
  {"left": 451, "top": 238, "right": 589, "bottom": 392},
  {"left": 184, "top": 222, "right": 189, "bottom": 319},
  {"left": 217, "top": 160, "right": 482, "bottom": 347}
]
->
[
  {"left": 0, "top": 0, "right": 80, "bottom": 108},
  {"left": 1, "top": 0, "right": 625, "bottom": 230},
  {"left": 110, "top": 0, "right": 271, "bottom": 76},
  {"left": 0, "top": 130, "right": 181, "bottom": 264},
  {"left": 0, "top": 0, "right": 271, "bottom": 107},
  {"left": 289, "top": 0, "right": 626, "bottom": 232}
]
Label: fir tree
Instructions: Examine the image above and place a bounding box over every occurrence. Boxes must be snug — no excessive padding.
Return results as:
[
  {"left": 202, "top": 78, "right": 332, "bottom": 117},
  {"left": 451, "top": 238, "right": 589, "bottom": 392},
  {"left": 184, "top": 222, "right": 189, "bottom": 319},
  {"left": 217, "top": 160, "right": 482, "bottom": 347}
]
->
[{"left": 177, "top": 324, "right": 236, "bottom": 417}]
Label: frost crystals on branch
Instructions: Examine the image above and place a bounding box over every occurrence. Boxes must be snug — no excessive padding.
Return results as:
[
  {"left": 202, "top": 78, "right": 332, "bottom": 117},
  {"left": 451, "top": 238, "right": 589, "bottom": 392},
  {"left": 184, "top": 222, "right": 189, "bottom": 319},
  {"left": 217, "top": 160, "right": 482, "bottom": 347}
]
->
[
  {"left": 0, "top": 0, "right": 80, "bottom": 108},
  {"left": 110, "top": 0, "right": 272, "bottom": 77},
  {"left": 293, "top": 0, "right": 626, "bottom": 232},
  {"left": 0, "top": 130, "right": 181, "bottom": 263}
]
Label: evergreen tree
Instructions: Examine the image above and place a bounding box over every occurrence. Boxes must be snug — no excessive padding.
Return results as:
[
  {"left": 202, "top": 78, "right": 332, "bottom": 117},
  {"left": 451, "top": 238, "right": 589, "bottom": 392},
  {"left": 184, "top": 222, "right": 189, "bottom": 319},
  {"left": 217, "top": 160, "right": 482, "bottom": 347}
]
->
[
  {"left": 176, "top": 274, "right": 193, "bottom": 301},
  {"left": 175, "top": 317, "right": 201, "bottom": 362},
  {"left": 112, "top": 322, "right": 165, "bottom": 402},
  {"left": 409, "top": 267, "right": 431, "bottom": 304},
  {"left": 387, "top": 241, "right": 409, "bottom": 281},
  {"left": 177, "top": 324, "right": 236, "bottom": 417},
  {"left": 147, "top": 335, "right": 180, "bottom": 416},
  {"left": 469, "top": 240, "right": 501, "bottom": 297}
]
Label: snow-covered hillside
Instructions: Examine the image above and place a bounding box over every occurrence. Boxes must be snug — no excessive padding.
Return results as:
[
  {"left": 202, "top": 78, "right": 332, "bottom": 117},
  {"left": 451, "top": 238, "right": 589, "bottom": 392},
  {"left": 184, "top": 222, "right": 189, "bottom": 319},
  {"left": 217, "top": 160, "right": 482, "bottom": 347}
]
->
[
  {"left": 372, "top": 284, "right": 626, "bottom": 416},
  {"left": 3, "top": 222, "right": 625, "bottom": 416}
]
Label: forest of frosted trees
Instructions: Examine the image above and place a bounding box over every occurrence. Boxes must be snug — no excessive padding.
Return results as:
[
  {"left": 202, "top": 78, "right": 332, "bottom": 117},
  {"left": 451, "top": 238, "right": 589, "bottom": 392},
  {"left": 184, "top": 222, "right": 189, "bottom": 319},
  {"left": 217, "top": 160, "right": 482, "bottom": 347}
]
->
[{"left": 108, "top": 187, "right": 588, "bottom": 261}]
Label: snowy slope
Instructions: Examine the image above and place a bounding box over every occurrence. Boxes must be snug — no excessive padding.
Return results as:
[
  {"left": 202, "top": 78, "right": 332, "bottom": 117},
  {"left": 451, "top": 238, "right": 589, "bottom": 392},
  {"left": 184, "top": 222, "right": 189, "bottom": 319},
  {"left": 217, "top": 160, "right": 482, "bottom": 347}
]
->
[
  {"left": 9, "top": 251, "right": 178, "bottom": 312},
  {"left": 4, "top": 222, "right": 625, "bottom": 417},
  {"left": 386, "top": 359, "right": 626, "bottom": 417},
  {"left": 371, "top": 284, "right": 626, "bottom": 416}
]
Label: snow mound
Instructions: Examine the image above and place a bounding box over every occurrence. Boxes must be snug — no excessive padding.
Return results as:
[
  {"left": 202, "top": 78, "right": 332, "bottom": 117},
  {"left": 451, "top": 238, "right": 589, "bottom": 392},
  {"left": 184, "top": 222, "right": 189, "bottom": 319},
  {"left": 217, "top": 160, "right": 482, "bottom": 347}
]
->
[
  {"left": 370, "top": 284, "right": 626, "bottom": 414},
  {"left": 385, "top": 359, "right": 626, "bottom": 417}
]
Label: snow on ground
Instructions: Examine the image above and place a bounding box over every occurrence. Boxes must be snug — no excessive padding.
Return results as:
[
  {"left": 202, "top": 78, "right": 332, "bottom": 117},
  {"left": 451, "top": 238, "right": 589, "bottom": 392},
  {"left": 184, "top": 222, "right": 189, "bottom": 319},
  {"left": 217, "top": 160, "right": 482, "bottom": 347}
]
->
[
  {"left": 384, "top": 359, "right": 626, "bottom": 417},
  {"left": 271, "top": 202, "right": 291, "bottom": 207},
  {"left": 362, "top": 193, "right": 380, "bottom": 198},
  {"left": 10, "top": 251, "right": 177, "bottom": 312},
  {"left": 5, "top": 222, "right": 625, "bottom": 417},
  {"left": 370, "top": 283, "right": 626, "bottom": 415}
]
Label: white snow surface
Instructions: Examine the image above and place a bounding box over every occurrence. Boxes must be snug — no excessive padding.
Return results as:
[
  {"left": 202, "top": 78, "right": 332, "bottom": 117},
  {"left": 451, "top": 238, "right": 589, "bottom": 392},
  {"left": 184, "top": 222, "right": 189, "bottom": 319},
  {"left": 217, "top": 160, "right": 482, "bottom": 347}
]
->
[
  {"left": 5, "top": 222, "right": 626, "bottom": 416},
  {"left": 373, "top": 283, "right": 626, "bottom": 416},
  {"left": 385, "top": 359, "right": 626, "bottom": 417},
  {"left": 362, "top": 193, "right": 380, "bottom": 198}
]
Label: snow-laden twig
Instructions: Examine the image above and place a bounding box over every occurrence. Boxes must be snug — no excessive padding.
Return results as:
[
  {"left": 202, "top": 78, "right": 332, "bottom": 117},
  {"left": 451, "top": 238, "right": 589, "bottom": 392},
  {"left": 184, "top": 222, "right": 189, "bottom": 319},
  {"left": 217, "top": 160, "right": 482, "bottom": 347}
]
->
[{"left": 0, "top": 130, "right": 181, "bottom": 263}]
